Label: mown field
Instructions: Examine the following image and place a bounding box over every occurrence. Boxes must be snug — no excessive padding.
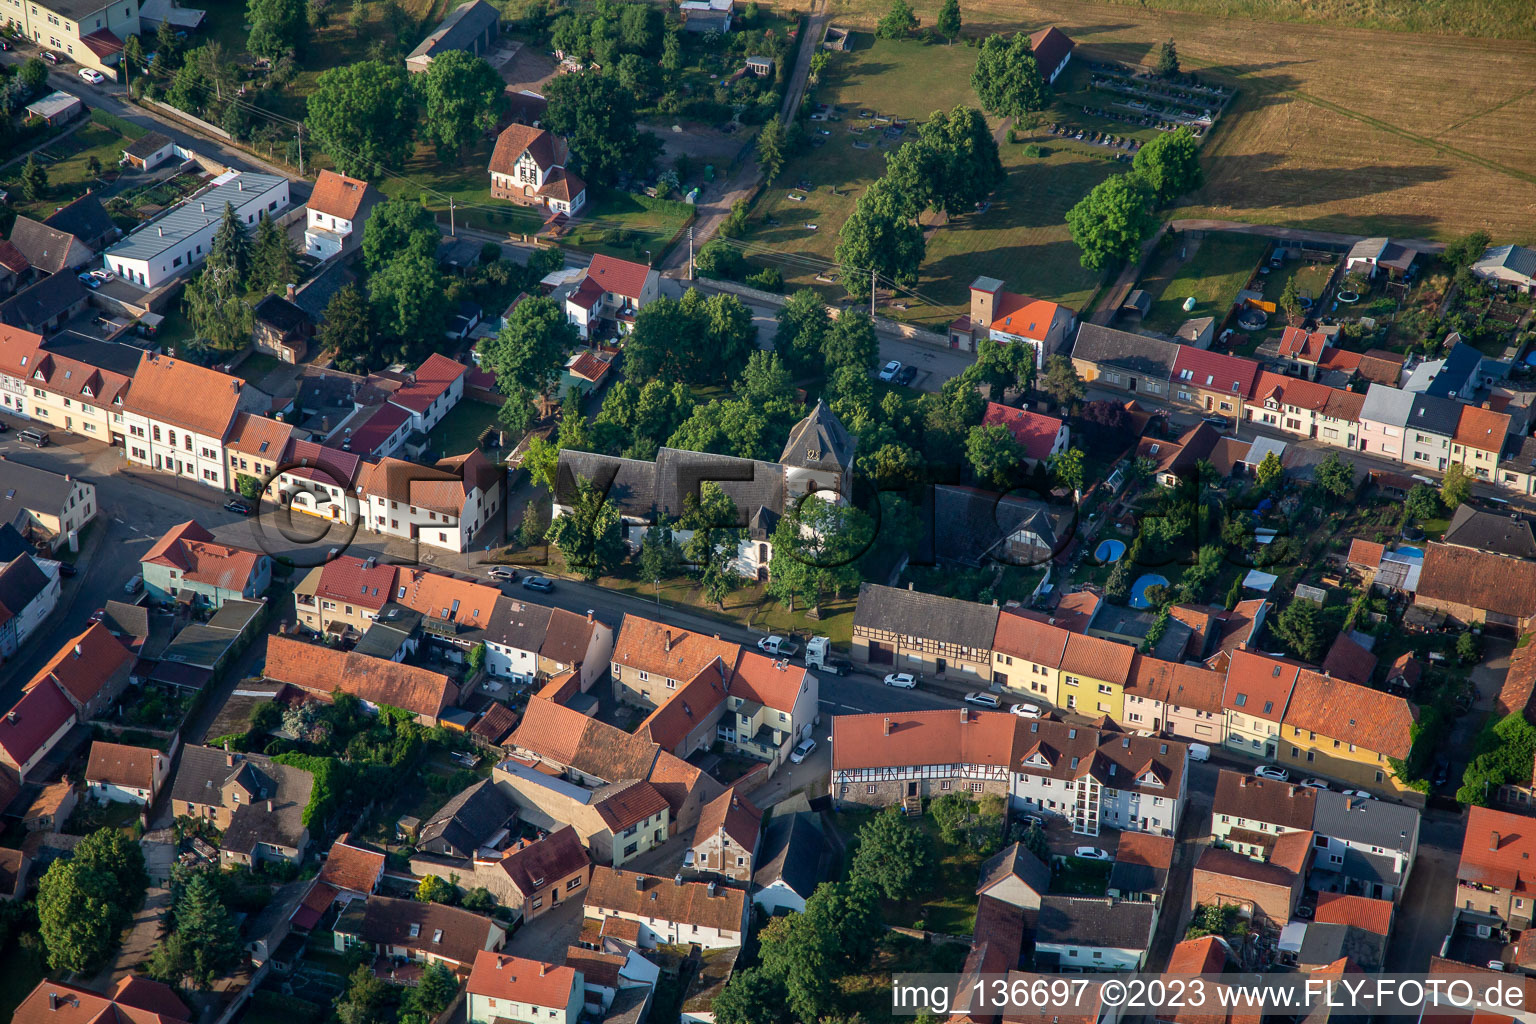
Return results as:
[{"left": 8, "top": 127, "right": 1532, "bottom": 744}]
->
[{"left": 790, "top": 0, "right": 1536, "bottom": 245}]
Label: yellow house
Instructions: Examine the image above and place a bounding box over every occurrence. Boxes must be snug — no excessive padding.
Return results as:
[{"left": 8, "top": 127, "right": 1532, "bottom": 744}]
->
[
  {"left": 1277, "top": 670, "right": 1420, "bottom": 801},
  {"left": 1221, "top": 650, "right": 1302, "bottom": 760},
  {"left": 1451, "top": 405, "right": 1509, "bottom": 482},
  {"left": 1056, "top": 633, "right": 1135, "bottom": 721},
  {"left": 989, "top": 610, "right": 1070, "bottom": 708}
]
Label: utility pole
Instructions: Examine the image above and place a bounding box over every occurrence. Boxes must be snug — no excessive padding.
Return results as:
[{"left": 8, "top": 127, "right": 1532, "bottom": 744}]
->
[
  {"left": 449, "top": 197, "right": 456, "bottom": 237},
  {"left": 688, "top": 226, "right": 694, "bottom": 280},
  {"left": 870, "top": 267, "right": 876, "bottom": 318},
  {"left": 296, "top": 123, "right": 304, "bottom": 177}
]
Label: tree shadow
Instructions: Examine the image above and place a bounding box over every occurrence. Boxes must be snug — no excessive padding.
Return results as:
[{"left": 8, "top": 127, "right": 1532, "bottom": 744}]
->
[{"left": 1197, "top": 151, "right": 1454, "bottom": 208}]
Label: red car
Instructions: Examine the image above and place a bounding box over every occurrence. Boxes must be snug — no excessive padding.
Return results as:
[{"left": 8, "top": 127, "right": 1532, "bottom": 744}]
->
[{"left": 88, "top": 608, "right": 105, "bottom": 623}]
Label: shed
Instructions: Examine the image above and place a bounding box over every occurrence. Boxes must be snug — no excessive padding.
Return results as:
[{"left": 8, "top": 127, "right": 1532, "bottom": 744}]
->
[
  {"left": 122, "top": 132, "right": 176, "bottom": 172},
  {"left": 1121, "top": 288, "right": 1151, "bottom": 318},
  {"left": 745, "top": 55, "right": 773, "bottom": 76},
  {"left": 25, "top": 92, "right": 83, "bottom": 126}
]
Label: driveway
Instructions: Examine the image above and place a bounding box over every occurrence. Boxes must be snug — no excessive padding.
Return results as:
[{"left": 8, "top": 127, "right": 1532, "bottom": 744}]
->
[{"left": 504, "top": 896, "right": 585, "bottom": 956}]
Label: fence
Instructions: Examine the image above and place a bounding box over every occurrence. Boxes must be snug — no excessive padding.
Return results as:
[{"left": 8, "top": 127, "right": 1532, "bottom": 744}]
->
[
  {"left": 696, "top": 275, "right": 948, "bottom": 345},
  {"left": 138, "top": 97, "right": 232, "bottom": 141}
]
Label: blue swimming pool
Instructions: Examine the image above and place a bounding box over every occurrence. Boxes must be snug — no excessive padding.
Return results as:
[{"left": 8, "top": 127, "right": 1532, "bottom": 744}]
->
[
  {"left": 1095, "top": 539, "right": 1127, "bottom": 563},
  {"left": 1130, "top": 574, "right": 1170, "bottom": 609},
  {"left": 1395, "top": 545, "right": 1424, "bottom": 559}
]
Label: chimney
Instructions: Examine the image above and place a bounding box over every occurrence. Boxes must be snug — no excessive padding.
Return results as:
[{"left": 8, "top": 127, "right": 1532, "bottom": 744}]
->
[
  {"left": 635, "top": 875, "right": 646, "bottom": 891},
  {"left": 959, "top": 708, "right": 970, "bottom": 725},
  {"left": 587, "top": 609, "right": 595, "bottom": 623},
  {"left": 1492, "top": 831, "right": 1501, "bottom": 851},
  {"left": 907, "top": 581, "right": 914, "bottom": 590},
  {"left": 883, "top": 717, "right": 892, "bottom": 736},
  {"left": 664, "top": 630, "right": 672, "bottom": 651},
  {"left": 72, "top": 644, "right": 82, "bottom": 659},
  {"left": 286, "top": 283, "right": 297, "bottom": 300},
  {"left": 226, "top": 752, "right": 235, "bottom": 767},
  {"left": 266, "top": 799, "right": 273, "bottom": 813},
  {"left": 708, "top": 881, "right": 717, "bottom": 897},
  {"left": 48, "top": 994, "right": 58, "bottom": 1011},
  {"left": 540, "top": 963, "right": 550, "bottom": 976},
  {"left": 674, "top": 874, "right": 684, "bottom": 885}
]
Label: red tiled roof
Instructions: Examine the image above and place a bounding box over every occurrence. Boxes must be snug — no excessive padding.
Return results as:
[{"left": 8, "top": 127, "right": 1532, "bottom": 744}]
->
[
  {"left": 731, "top": 649, "right": 809, "bottom": 712},
  {"left": 1252, "top": 370, "right": 1334, "bottom": 413},
  {"left": 833, "top": 709, "right": 1018, "bottom": 772},
  {"left": 264, "top": 635, "right": 457, "bottom": 720},
  {"left": 14, "top": 977, "right": 190, "bottom": 1024},
  {"left": 308, "top": 169, "right": 372, "bottom": 221},
  {"left": 585, "top": 866, "right": 746, "bottom": 932},
  {"left": 567, "top": 350, "right": 613, "bottom": 384},
  {"left": 1496, "top": 640, "right": 1536, "bottom": 720},
  {"left": 694, "top": 787, "right": 761, "bottom": 851},
  {"left": 1052, "top": 591, "right": 1100, "bottom": 634},
  {"left": 639, "top": 662, "right": 728, "bottom": 751},
  {"left": 489, "top": 124, "right": 569, "bottom": 176},
  {"left": 392, "top": 567, "right": 501, "bottom": 628},
  {"left": 80, "top": 28, "right": 124, "bottom": 59},
  {"left": 1455, "top": 405, "right": 1511, "bottom": 454},
  {"left": 314, "top": 557, "right": 397, "bottom": 612},
  {"left": 498, "top": 825, "right": 589, "bottom": 897},
  {"left": 0, "top": 240, "right": 30, "bottom": 275},
  {"left": 1278, "top": 326, "right": 1328, "bottom": 361},
  {"left": 282, "top": 439, "right": 362, "bottom": 487},
  {"left": 613, "top": 615, "right": 740, "bottom": 685},
  {"left": 982, "top": 403, "right": 1064, "bottom": 462},
  {"left": 1059, "top": 632, "right": 1134, "bottom": 684},
  {"left": 1321, "top": 633, "right": 1378, "bottom": 686},
  {"left": 142, "top": 521, "right": 262, "bottom": 593},
  {"left": 1222, "top": 649, "right": 1302, "bottom": 720},
  {"left": 344, "top": 402, "right": 411, "bottom": 455},
  {"left": 26, "top": 623, "right": 132, "bottom": 709},
  {"left": 993, "top": 609, "right": 1071, "bottom": 664},
  {"left": 1418, "top": 543, "right": 1536, "bottom": 621},
  {"left": 389, "top": 353, "right": 467, "bottom": 414},
  {"left": 1027, "top": 25, "right": 1075, "bottom": 76},
  {"left": 1171, "top": 347, "right": 1261, "bottom": 399},
  {"left": 125, "top": 354, "right": 245, "bottom": 439},
  {"left": 1283, "top": 669, "right": 1417, "bottom": 759},
  {"left": 1459, "top": 806, "right": 1536, "bottom": 893},
  {"left": 291, "top": 879, "right": 338, "bottom": 931},
  {"left": 468, "top": 952, "right": 580, "bottom": 1009},
  {"left": 982, "top": 291, "right": 1063, "bottom": 341},
  {"left": 85, "top": 740, "right": 160, "bottom": 790},
  {"left": 537, "top": 166, "right": 586, "bottom": 203},
  {"left": 0, "top": 679, "right": 75, "bottom": 771},
  {"left": 1347, "top": 539, "right": 1384, "bottom": 569},
  {"left": 1166, "top": 935, "right": 1230, "bottom": 974},
  {"left": 318, "top": 837, "right": 386, "bottom": 894},
  {"left": 1314, "top": 892, "right": 1393, "bottom": 936},
  {"left": 226, "top": 412, "right": 294, "bottom": 460},
  {"left": 594, "top": 780, "right": 669, "bottom": 831},
  {"left": 584, "top": 254, "right": 652, "bottom": 301}
]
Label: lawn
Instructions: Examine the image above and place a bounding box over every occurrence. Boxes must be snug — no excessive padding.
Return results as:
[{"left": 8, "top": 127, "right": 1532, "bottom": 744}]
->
[
  {"left": 3, "top": 118, "right": 135, "bottom": 220},
  {"left": 792, "top": 0, "right": 1536, "bottom": 242},
  {"left": 425, "top": 398, "right": 506, "bottom": 462},
  {"left": 1137, "top": 232, "right": 1269, "bottom": 334},
  {"left": 738, "top": 35, "right": 1113, "bottom": 324}
]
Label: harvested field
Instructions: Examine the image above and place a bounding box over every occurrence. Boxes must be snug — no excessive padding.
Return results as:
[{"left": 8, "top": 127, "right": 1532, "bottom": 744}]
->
[{"left": 798, "top": 0, "right": 1536, "bottom": 243}]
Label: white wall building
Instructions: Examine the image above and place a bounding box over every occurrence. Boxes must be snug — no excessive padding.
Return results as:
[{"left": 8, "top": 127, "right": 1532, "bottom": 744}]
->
[{"left": 103, "top": 171, "right": 290, "bottom": 290}]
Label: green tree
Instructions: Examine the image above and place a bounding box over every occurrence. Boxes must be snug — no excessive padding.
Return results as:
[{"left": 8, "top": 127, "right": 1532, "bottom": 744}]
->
[
  {"left": 419, "top": 49, "right": 503, "bottom": 160},
  {"left": 935, "top": 0, "right": 961, "bottom": 42},
  {"left": 519, "top": 500, "right": 548, "bottom": 547},
  {"left": 626, "top": 289, "right": 756, "bottom": 386},
  {"left": 694, "top": 238, "right": 745, "bottom": 279},
  {"left": 164, "top": 872, "right": 240, "bottom": 988},
  {"left": 638, "top": 515, "right": 680, "bottom": 599},
  {"left": 1404, "top": 483, "right": 1442, "bottom": 522},
  {"left": 850, "top": 807, "right": 934, "bottom": 900},
  {"left": 416, "top": 873, "right": 456, "bottom": 904},
  {"left": 37, "top": 859, "right": 118, "bottom": 972},
  {"left": 1459, "top": 711, "right": 1536, "bottom": 805},
  {"left": 19, "top": 154, "right": 46, "bottom": 202},
  {"left": 548, "top": 478, "right": 625, "bottom": 579},
  {"left": 1066, "top": 172, "right": 1157, "bottom": 271},
  {"left": 1132, "top": 126, "right": 1204, "bottom": 205},
  {"left": 1314, "top": 452, "right": 1354, "bottom": 499},
  {"left": 17, "top": 57, "right": 49, "bottom": 95},
  {"left": 1021, "top": 823, "right": 1048, "bottom": 862},
  {"left": 248, "top": 0, "right": 309, "bottom": 58},
  {"left": 153, "top": 17, "right": 182, "bottom": 69},
  {"left": 122, "top": 33, "right": 145, "bottom": 77},
  {"left": 401, "top": 962, "right": 459, "bottom": 1024},
  {"left": 248, "top": 214, "right": 300, "bottom": 296},
  {"left": 971, "top": 32, "right": 1048, "bottom": 119},
  {"left": 308, "top": 60, "right": 417, "bottom": 177},
  {"left": 1255, "top": 449, "right": 1284, "bottom": 490},
  {"left": 480, "top": 295, "right": 578, "bottom": 400},
  {"left": 182, "top": 261, "right": 254, "bottom": 353},
  {"left": 966, "top": 423, "right": 1026, "bottom": 489},
  {"left": 1443, "top": 229, "right": 1492, "bottom": 272},
  {"left": 543, "top": 70, "right": 642, "bottom": 186},
  {"left": 317, "top": 283, "right": 376, "bottom": 371},
  {"left": 370, "top": 251, "right": 449, "bottom": 350},
  {"left": 466, "top": 641, "right": 487, "bottom": 675},
  {"left": 757, "top": 113, "right": 790, "bottom": 183},
  {"left": 774, "top": 288, "right": 830, "bottom": 378},
  {"left": 522, "top": 435, "right": 561, "bottom": 491},
  {"left": 1273, "top": 598, "right": 1324, "bottom": 662},
  {"left": 823, "top": 308, "right": 879, "bottom": 374},
  {"left": 208, "top": 202, "right": 253, "bottom": 277},
  {"left": 1050, "top": 446, "right": 1086, "bottom": 493},
  {"left": 335, "top": 963, "right": 392, "bottom": 1024},
  {"left": 362, "top": 197, "right": 440, "bottom": 273},
  {"left": 1155, "top": 38, "right": 1180, "bottom": 77},
  {"left": 1441, "top": 461, "right": 1473, "bottom": 509},
  {"left": 875, "top": 0, "right": 917, "bottom": 37},
  {"left": 713, "top": 968, "right": 788, "bottom": 1024},
  {"left": 1457, "top": 630, "right": 1483, "bottom": 666},
  {"left": 971, "top": 338, "right": 1035, "bottom": 398},
  {"left": 767, "top": 499, "right": 870, "bottom": 611},
  {"left": 834, "top": 177, "right": 924, "bottom": 299},
  {"left": 235, "top": 473, "right": 264, "bottom": 500},
  {"left": 884, "top": 105, "right": 1004, "bottom": 218},
  {"left": 1039, "top": 353, "right": 1085, "bottom": 408}
]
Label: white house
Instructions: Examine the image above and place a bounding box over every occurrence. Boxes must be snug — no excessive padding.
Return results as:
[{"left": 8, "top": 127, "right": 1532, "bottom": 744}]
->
[
  {"left": 953, "top": 276, "right": 1076, "bottom": 365},
  {"left": 103, "top": 171, "right": 290, "bottom": 290},
  {"left": 584, "top": 867, "right": 747, "bottom": 951},
  {"left": 1472, "top": 244, "right": 1536, "bottom": 295},
  {"left": 86, "top": 740, "right": 171, "bottom": 805},
  {"left": 466, "top": 952, "right": 583, "bottom": 1024},
  {"left": 1035, "top": 895, "right": 1155, "bottom": 972},
  {"left": 305, "top": 169, "right": 379, "bottom": 260},
  {"left": 488, "top": 124, "right": 587, "bottom": 216},
  {"left": 357, "top": 450, "right": 502, "bottom": 554},
  {"left": 1009, "top": 724, "right": 1187, "bottom": 837},
  {"left": 386, "top": 353, "right": 467, "bottom": 433},
  {"left": 563, "top": 254, "right": 660, "bottom": 340},
  {"left": 121, "top": 354, "right": 252, "bottom": 490}
]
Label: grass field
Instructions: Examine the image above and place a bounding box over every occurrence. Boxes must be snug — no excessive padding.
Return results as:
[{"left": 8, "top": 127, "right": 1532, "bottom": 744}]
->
[
  {"left": 773, "top": 0, "right": 1536, "bottom": 244},
  {"left": 3, "top": 120, "right": 133, "bottom": 220},
  {"left": 1138, "top": 233, "right": 1268, "bottom": 333},
  {"left": 738, "top": 35, "right": 1114, "bottom": 323}
]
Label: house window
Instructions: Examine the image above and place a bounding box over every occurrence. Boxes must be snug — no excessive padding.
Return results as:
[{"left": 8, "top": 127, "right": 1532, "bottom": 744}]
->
[{"left": 866, "top": 785, "right": 877, "bottom": 795}]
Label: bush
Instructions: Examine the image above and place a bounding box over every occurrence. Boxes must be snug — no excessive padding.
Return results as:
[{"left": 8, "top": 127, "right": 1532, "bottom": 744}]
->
[
  {"left": 1022, "top": 143, "right": 1044, "bottom": 158},
  {"left": 745, "top": 266, "right": 783, "bottom": 292}
]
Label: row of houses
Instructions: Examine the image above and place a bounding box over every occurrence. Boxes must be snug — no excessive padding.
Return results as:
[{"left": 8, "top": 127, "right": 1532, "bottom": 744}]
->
[
  {"left": 1072, "top": 322, "right": 1536, "bottom": 493},
  {"left": 850, "top": 583, "right": 1422, "bottom": 801}
]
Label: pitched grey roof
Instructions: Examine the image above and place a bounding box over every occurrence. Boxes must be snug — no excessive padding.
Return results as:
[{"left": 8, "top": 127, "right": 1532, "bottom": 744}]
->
[
  {"left": 254, "top": 294, "right": 311, "bottom": 334},
  {"left": 44, "top": 196, "right": 115, "bottom": 247},
  {"left": 932, "top": 485, "right": 1065, "bottom": 567},
  {"left": 105, "top": 172, "right": 287, "bottom": 262},
  {"left": 1358, "top": 384, "right": 1414, "bottom": 427},
  {"left": 853, "top": 582, "right": 1000, "bottom": 650},
  {"left": 1298, "top": 921, "right": 1386, "bottom": 970},
  {"left": 100, "top": 599, "right": 150, "bottom": 641},
  {"left": 0, "top": 458, "right": 80, "bottom": 513},
  {"left": 171, "top": 745, "right": 313, "bottom": 854},
  {"left": 124, "top": 131, "right": 174, "bottom": 160},
  {"left": 1035, "top": 895, "right": 1156, "bottom": 950},
  {"left": 419, "top": 778, "right": 515, "bottom": 857},
  {"left": 8, "top": 215, "right": 92, "bottom": 274},
  {"left": 294, "top": 261, "right": 357, "bottom": 321},
  {"left": 1406, "top": 394, "right": 1462, "bottom": 436},
  {"left": 1312, "top": 791, "right": 1418, "bottom": 862},
  {"left": 0, "top": 554, "right": 50, "bottom": 615},
  {"left": 753, "top": 811, "right": 830, "bottom": 900},
  {"left": 408, "top": 0, "right": 500, "bottom": 59},
  {"left": 484, "top": 595, "right": 555, "bottom": 652},
  {"left": 40, "top": 333, "right": 145, "bottom": 377},
  {"left": 976, "top": 840, "right": 1049, "bottom": 896},
  {"left": 779, "top": 400, "right": 856, "bottom": 472},
  {"left": 1070, "top": 323, "right": 1177, "bottom": 381},
  {"left": 556, "top": 447, "right": 785, "bottom": 523},
  {"left": 0, "top": 271, "right": 87, "bottom": 330},
  {"left": 1475, "top": 244, "right": 1536, "bottom": 282},
  {"left": 1442, "top": 505, "right": 1536, "bottom": 559}
]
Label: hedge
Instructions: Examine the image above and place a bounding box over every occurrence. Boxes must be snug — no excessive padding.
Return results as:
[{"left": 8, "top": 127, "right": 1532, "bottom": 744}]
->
[{"left": 89, "top": 108, "right": 148, "bottom": 140}]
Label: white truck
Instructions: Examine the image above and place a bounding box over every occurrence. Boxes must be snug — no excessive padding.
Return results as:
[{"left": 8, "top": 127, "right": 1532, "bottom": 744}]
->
[
  {"left": 804, "top": 636, "right": 850, "bottom": 675},
  {"left": 758, "top": 634, "right": 800, "bottom": 657}
]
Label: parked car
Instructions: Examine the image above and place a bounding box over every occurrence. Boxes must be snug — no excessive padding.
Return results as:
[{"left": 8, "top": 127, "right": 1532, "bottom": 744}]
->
[
  {"left": 1202, "top": 414, "right": 1230, "bottom": 429},
  {"left": 963, "top": 691, "right": 1001, "bottom": 708},
  {"left": 1253, "top": 765, "right": 1289, "bottom": 782},
  {"left": 124, "top": 574, "right": 143, "bottom": 595},
  {"left": 1433, "top": 757, "right": 1451, "bottom": 787},
  {"left": 487, "top": 566, "right": 517, "bottom": 581},
  {"left": 883, "top": 672, "right": 917, "bottom": 689},
  {"left": 88, "top": 608, "right": 105, "bottom": 623},
  {"left": 1009, "top": 702, "right": 1042, "bottom": 718},
  {"left": 1021, "top": 814, "right": 1044, "bottom": 829},
  {"left": 895, "top": 365, "right": 918, "bottom": 387},
  {"left": 77, "top": 273, "right": 101, "bottom": 289},
  {"left": 878, "top": 360, "right": 901, "bottom": 381},
  {"left": 1340, "top": 789, "right": 1372, "bottom": 799},
  {"left": 0, "top": 39, "right": 11, "bottom": 50},
  {"left": 789, "top": 738, "right": 817, "bottom": 764},
  {"left": 758, "top": 634, "right": 800, "bottom": 657},
  {"left": 0, "top": 420, "right": 9, "bottom": 433},
  {"left": 42, "top": 50, "right": 61, "bottom": 64},
  {"left": 817, "top": 657, "right": 852, "bottom": 677},
  {"left": 223, "top": 499, "right": 252, "bottom": 515},
  {"left": 521, "top": 575, "right": 554, "bottom": 592},
  {"left": 78, "top": 68, "right": 105, "bottom": 84},
  {"left": 1488, "top": 961, "right": 1508, "bottom": 973},
  {"left": 1072, "top": 847, "right": 1110, "bottom": 861},
  {"left": 1188, "top": 743, "right": 1211, "bottom": 762},
  {"left": 18, "top": 429, "right": 48, "bottom": 447},
  {"left": 1299, "top": 778, "right": 1329, "bottom": 790}
]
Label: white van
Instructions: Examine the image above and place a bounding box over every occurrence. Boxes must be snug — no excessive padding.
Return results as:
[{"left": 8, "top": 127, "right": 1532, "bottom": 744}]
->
[{"left": 1189, "top": 743, "right": 1211, "bottom": 762}]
